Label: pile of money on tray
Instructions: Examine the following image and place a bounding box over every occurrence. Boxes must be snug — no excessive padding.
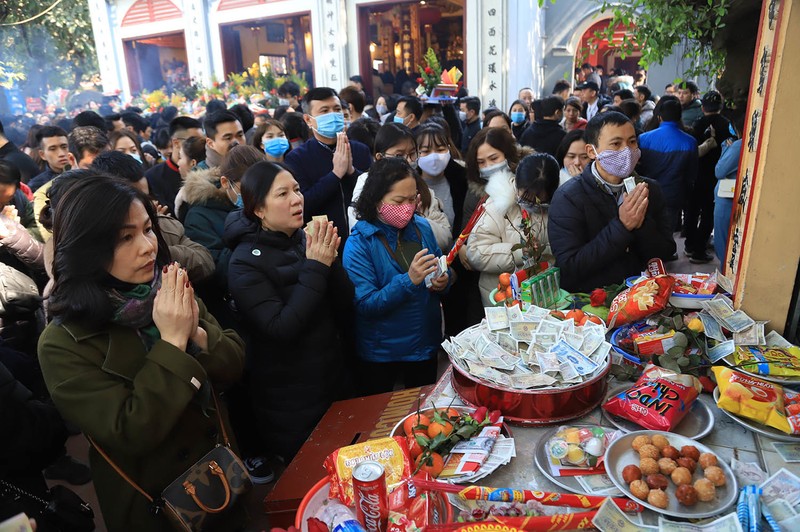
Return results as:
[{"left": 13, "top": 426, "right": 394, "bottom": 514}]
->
[{"left": 442, "top": 305, "right": 612, "bottom": 390}]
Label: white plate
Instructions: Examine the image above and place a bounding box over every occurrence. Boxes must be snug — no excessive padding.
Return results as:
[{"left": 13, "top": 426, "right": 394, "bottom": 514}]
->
[
  {"left": 533, "top": 425, "right": 624, "bottom": 497},
  {"left": 713, "top": 387, "right": 800, "bottom": 443},
  {"left": 602, "top": 385, "right": 715, "bottom": 440},
  {"left": 604, "top": 430, "right": 738, "bottom": 518}
]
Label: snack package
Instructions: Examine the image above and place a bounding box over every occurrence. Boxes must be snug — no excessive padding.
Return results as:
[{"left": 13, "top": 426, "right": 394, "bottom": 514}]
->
[
  {"left": 607, "top": 275, "right": 675, "bottom": 327},
  {"left": 324, "top": 437, "right": 412, "bottom": 506},
  {"left": 671, "top": 273, "right": 717, "bottom": 295},
  {"left": 713, "top": 366, "right": 791, "bottom": 434},
  {"left": 733, "top": 345, "right": 800, "bottom": 378},
  {"left": 784, "top": 389, "right": 800, "bottom": 434},
  {"left": 545, "top": 425, "right": 618, "bottom": 476},
  {"left": 387, "top": 475, "right": 442, "bottom": 532},
  {"left": 602, "top": 363, "right": 699, "bottom": 431}
]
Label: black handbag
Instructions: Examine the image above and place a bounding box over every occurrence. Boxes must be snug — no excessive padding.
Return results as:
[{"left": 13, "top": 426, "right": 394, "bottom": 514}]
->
[
  {"left": 0, "top": 263, "right": 40, "bottom": 318},
  {"left": 0, "top": 479, "right": 95, "bottom": 532},
  {"left": 90, "top": 392, "right": 252, "bottom": 531}
]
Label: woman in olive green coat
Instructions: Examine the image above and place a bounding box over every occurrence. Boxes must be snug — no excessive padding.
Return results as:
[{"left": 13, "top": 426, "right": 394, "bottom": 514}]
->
[{"left": 38, "top": 176, "right": 246, "bottom": 531}]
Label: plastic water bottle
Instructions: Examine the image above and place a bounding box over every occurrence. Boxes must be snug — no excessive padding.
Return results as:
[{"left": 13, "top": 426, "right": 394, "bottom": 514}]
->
[{"left": 316, "top": 499, "right": 367, "bottom": 532}]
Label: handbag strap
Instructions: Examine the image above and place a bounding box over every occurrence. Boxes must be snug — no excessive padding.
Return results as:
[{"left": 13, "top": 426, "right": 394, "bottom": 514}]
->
[
  {"left": 374, "top": 222, "right": 424, "bottom": 272},
  {"left": 88, "top": 386, "right": 230, "bottom": 503}
]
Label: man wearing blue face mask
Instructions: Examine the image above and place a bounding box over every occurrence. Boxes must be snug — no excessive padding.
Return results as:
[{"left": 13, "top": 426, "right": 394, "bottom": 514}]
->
[
  {"left": 284, "top": 87, "right": 372, "bottom": 242},
  {"left": 394, "top": 97, "right": 422, "bottom": 131},
  {"left": 548, "top": 112, "right": 676, "bottom": 292}
]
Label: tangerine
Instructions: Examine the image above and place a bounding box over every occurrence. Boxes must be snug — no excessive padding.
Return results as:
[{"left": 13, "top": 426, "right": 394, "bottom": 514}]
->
[
  {"left": 505, "top": 286, "right": 513, "bottom": 298},
  {"left": 415, "top": 452, "right": 445, "bottom": 477},
  {"left": 441, "top": 407, "right": 460, "bottom": 420},
  {"left": 427, "top": 421, "right": 453, "bottom": 439},
  {"left": 585, "top": 315, "right": 604, "bottom": 326},
  {"left": 565, "top": 309, "right": 586, "bottom": 322},
  {"left": 550, "top": 310, "right": 566, "bottom": 320},
  {"left": 407, "top": 435, "right": 424, "bottom": 459},
  {"left": 493, "top": 290, "right": 507, "bottom": 303},
  {"left": 498, "top": 273, "right": 512, "bottom": 287},
  {"left": 403, "top": 413, "right": 431, "bottom": 437}
]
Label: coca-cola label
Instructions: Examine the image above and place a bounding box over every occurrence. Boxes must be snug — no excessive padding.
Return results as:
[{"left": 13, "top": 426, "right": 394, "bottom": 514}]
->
[{"left": 357, "top": 490, "right": 383, "bottom": 532}]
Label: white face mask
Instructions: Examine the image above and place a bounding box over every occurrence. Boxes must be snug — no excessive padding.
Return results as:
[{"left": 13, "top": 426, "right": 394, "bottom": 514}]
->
[
  {"left": 417, "top": 152, "right": 451, "bottom": 176},
  {"left": 479, "top": 160, "right": 509, "bottom": 180},
  {"left": 459, "top": 111, "right": 467, "bottom": 122},
  {"left": 278, "top": 98, "right": 290, "bottom": 106}
]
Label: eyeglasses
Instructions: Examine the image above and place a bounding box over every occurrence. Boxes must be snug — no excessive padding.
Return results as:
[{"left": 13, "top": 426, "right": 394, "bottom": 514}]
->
[{"left": 382, "top": 151, "right": 418, "bottom": 162}]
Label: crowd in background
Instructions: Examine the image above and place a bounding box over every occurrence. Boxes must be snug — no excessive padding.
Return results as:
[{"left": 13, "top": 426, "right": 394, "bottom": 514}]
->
[{"left": 0, "top": 63, "right": 745, "bottom": 529}]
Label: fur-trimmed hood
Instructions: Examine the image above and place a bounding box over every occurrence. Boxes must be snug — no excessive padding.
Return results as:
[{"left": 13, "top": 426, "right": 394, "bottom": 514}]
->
[{"left": 179, "top": 167, "right": 227, "bottom": 206}]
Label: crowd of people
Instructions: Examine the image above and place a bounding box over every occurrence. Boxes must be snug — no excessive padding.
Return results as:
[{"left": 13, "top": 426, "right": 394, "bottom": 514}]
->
[{"left": 0, "top": 67, "right": 744, "bottom": 529}]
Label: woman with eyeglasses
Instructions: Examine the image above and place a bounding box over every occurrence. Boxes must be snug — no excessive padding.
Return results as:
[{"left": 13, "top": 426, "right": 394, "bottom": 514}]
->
[
  {"left": 343, "top": 157, "right": 451, "bottom": 395},
  {"left": 465, "top": 129, "right": 559, "bottom": 305},
  {"left": 349, "top": 123, "right": 452, "bottom": 250}
]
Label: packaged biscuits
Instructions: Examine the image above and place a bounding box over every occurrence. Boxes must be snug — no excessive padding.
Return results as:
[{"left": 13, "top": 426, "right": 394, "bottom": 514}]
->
[{"left": 713, "top": 366, "right": 791, "bottom": 434}]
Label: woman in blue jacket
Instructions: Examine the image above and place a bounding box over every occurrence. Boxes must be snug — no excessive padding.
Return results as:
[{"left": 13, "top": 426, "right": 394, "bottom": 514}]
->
[{"left": 344, "top": 157, "right": 450, "bottom": 395}]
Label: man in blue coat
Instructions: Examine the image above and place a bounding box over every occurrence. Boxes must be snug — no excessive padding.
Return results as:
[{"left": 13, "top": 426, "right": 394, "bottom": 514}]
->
[
  {"left": 285, "top": 87, "right": 372, "bottom": 243},
  {"left": 637, "top": 98, "right": 698, "bottom": 232},
  {"left": 548, "top": 112, "right": 676, "bottom": 293}
]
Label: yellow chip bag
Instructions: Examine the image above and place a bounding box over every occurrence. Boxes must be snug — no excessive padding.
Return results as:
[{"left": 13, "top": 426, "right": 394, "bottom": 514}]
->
[
  {"left": 324, "top": 437, "right": 412, "bottom": 505},
  {"left": 713, "top": 366, "right": 791, "bottom": 434},
  {"left": 734, "top": 346, "right": 800, "bottom": 378}
]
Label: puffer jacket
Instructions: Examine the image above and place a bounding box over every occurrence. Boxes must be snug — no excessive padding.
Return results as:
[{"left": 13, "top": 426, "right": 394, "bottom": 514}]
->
[
  {"left": 224, "top": 210, "right": 354, "bottom": 459},
  {"left": 179, "top": 167, "right": 237, "bottom": 326},
  {"left": 343, "top": 215, "right": 448, "bottom": 363},
  {"left": 465, "top": 170, "right": 551, "bottom": 305}
]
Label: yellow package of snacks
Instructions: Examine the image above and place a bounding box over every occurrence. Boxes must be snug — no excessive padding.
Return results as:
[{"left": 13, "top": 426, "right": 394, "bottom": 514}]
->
[
  {"left": 324, "top": 437, "right": 412, "bottom": 505},
  {"left": 734, "top": 346, "right": 800, "bottom": 378},
  {"left": 713, "top": 366, "right": 791, "bottom": 434}
]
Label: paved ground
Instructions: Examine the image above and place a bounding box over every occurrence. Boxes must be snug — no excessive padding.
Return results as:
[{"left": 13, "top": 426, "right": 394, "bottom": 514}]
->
[{"left": 50, "top": 232, "right": 719, "bottom": 532}]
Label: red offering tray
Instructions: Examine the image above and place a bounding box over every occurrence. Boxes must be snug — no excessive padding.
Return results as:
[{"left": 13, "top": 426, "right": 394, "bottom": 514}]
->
[{"left": 450, "top": 360, "right": 611, "bottom": 426}]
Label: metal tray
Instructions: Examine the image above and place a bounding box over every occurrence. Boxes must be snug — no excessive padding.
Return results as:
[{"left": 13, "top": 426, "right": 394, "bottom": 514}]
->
[
  {"left": 604, "top": 430, "right": 738, "bottom": 519},
  {"left": 533, "top": 425, "right": 624, "bottom": 497},
  {"left": 722, "top": 355, "right": 800, "bottom": 386},
  {"left": 602, "top": 385, "right": 715, "bottom": 440},
  {"left": 713, "top": 387, "right": 800, "bottom": 443}
]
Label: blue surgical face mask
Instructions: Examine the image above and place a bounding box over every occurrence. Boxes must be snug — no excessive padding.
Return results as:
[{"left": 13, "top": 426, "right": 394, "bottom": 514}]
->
[
  {"left": 263, "top": 136, "right": 290, "bottom": 158},
  {"left": 510, "top": 111, "right": 526, "bottom": 125},
  {"left": 229, "top": 182, "right": 243, "bottom": 208},
  {"left": 129, "top": 153, "right": 142, "bottom": 164},
  {"left": 729, "top": 123, "right": 737, "bottom": 138},
  {"left": 312, "top": 112, "right": 345, "bottom": 138},
  {"left": 376, "top": 104, "right": 388, "bottom": 115},
  {"left": 393, "top": 114, "right": 406, "bottom": 125}
]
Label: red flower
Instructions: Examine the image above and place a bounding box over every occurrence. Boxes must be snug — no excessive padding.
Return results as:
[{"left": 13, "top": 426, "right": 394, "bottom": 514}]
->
[
  {"left": 425, "top": 66, "right": 433, "bottom": 75},
  {"left": 212, "top": 81, "right": 220, "bottom": 88},
  {"left": 416, "top": 77, "right": 424, "bottom": 84},
  {"left": 590, "top": 288, "right": 607, "bottom": 307},
  {"left": 488, "top": 410, "right": 502, "bottom": 424},
  {"left": 472, "top": 406, "right": 488, "bottom": 423}
]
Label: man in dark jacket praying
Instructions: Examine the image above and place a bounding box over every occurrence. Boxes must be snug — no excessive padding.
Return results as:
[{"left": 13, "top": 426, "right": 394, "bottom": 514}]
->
[{"left": 548, "top": 112, "right": 676, "bottom": 292}]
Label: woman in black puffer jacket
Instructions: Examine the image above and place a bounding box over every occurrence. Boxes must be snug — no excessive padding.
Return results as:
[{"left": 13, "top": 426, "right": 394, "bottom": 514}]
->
[{"left": 224, "top": 161, "right": 354, "bottom": 461}]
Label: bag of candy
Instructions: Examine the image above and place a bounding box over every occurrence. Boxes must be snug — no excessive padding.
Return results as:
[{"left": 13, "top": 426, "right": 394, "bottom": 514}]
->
[
  {"left": 607, "top": 275, "right": 675, "bottom": 328},
  {"left": 713, "top": 366, "right": 791, "bottom": 434},
  {"left": 324, "top": 437, "right": 413, "bottom": 505},
  {"left": 387, "top": 474, "right": 447, "bottom": 532},
  {"left": 603, "top": 363, "right": 699, "bottom": 431},
  {"left": 733, "top": 345, "right": 800, "bottom": 378}
]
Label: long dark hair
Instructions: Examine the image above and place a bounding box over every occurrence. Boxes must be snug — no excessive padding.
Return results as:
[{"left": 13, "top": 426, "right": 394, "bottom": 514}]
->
[
  {"left": 240, "top": 161, "right": 294, "bottom": 224},
  {"left": 465, "top": 127, "right": 521, "bottom": 184},
  {"left": 48, "top": 176, "right": 170, "bottom": 326},
  {"left": 355, "top": 157, "right": 417, "bottom": 223}
]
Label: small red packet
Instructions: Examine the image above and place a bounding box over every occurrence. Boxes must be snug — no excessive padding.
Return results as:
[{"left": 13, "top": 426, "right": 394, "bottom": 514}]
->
[
  {"left": 607, "top": 275, "right": 675, "bottom": 327},
  {"left": 603, "top": 365, "right": 699, "bottom": 431}
]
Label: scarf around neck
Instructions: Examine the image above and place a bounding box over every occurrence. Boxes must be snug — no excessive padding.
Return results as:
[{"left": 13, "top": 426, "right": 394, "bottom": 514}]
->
[{"left": 107, "top": 266, "right": 161, "bottom": 349}]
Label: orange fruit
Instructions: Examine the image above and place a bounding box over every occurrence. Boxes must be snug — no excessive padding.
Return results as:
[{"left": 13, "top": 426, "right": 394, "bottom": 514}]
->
[
  {"left": 577, "top": 315, "right": 588, "bottom": 326},
  {"left": 505, "top": 286, "right": 513, "bottom": 298},
  {"left": 565, "top": 309, "right": 586, "bottom": 322},
  {"left": 507, "top": 299, "right": 521, "bottom": 308},
  {"left": 407, "top": 435, "right": 424, "bottom": 459},
  {"left": 427, "top": 421, "right": 453, "bottom": 439},
  {"left": 497, "top": 283, "right": 504, "bottom": 292},
  {"left": 416, "top": 452, "right": 445, "bottom": 477},
  {"left": 586, "top": 315, "right": 603, "bottom": 325},
  {"left": 498, "top": 273, "right": 511, "bottom": 287},
  {"left": 550, "top": 310, "right": 566, "bottom": 320},
  {"left": 441, "top": 407, "right": 460, "bottom": 420},
  {"left": 403, "top": 413, "right": 430, "bottom": 437},
  {"left": 493, "top": 290, "right": 507, "bottom": 303}
]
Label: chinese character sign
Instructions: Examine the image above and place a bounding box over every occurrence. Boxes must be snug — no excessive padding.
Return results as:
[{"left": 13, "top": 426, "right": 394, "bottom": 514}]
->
[
  {"left": 320, "top": 0, "right": 346, "bottom": 87},
  {"left": 480, "top": 0, "right": 505, "bottom": 111}
]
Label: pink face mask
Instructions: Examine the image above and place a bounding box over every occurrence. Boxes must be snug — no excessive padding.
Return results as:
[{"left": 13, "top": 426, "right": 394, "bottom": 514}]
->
[{"left": 378, "top": 202, "right": 415, "bottom": 228}]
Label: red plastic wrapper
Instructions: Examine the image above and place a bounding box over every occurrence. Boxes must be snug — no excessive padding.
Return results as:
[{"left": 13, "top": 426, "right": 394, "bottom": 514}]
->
[
  {"left": 602, "top": 365, "right": 699, "bottom": 431},
  {"left": 324, "top": 437, "right": 412, "bottom": 506},
  {"left": 607, "top": 275, "right": 675, "bottom": 327},
  {"left": 386, "top": 474, "right": 442, "bottom": 532}
]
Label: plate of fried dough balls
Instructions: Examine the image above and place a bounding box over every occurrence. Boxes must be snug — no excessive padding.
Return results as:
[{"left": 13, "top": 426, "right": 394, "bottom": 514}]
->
[{"left": 604, "top": 430, "right": 738, "bottom": 518}]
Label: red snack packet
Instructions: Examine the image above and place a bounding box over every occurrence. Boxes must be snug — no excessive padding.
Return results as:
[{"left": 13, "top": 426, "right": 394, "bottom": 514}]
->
[
  {"left": 387, "top": 474, "right": 443, "bottom": 532},
  {"left": 607, "top": 275, "right": 675, "bottom": 327},
  {"left": 324, "top": 437, "right": 412, "bottom": 506},
  {"left": 602, "top": 366, "right": 699, "bottom": 431}
]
